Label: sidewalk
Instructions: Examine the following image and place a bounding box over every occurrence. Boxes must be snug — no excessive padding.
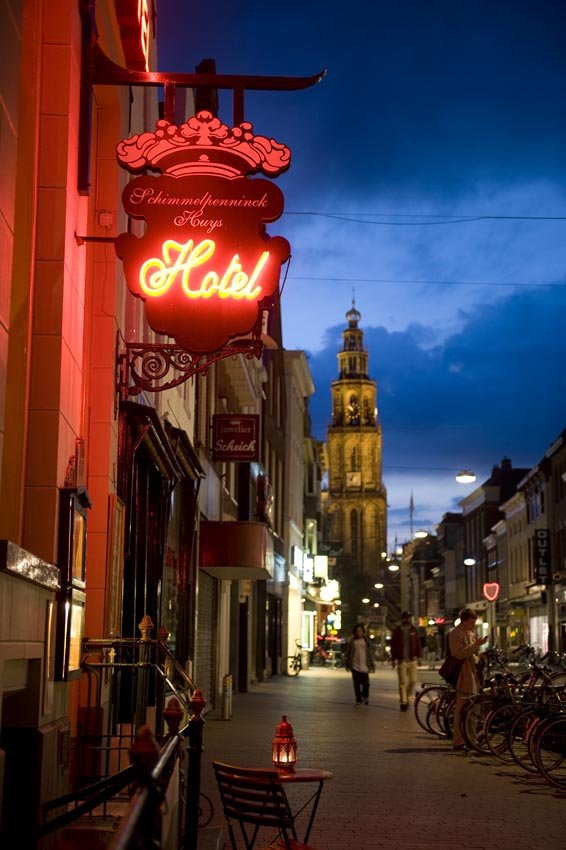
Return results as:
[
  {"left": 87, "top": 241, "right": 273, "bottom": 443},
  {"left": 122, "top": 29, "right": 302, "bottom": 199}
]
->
[{"left": 198, "top": 664, "right": 565, "bottom": 850}]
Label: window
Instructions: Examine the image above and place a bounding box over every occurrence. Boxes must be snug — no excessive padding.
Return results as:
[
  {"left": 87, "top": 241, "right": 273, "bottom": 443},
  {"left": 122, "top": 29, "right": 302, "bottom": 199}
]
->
[
  {"left": 350, "top": 509, "right": 359, "bottom": 559},
  {"left": 350, "top": 446, "right": 360, "bottom": 471}
]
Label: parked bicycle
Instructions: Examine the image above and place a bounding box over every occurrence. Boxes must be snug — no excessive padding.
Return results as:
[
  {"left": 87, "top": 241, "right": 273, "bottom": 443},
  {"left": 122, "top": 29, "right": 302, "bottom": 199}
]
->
[
  {"left": 282, "top": 639, "right": 304, "bottom": 676},
  {"left": 312, "top": 640, "right": 344, "bottom": 668},
  {"left": 415, "top": 645, "right": 566, "bottom": 792}
]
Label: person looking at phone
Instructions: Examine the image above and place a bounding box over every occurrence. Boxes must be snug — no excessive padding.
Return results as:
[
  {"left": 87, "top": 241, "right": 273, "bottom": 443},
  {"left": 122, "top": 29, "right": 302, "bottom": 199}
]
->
[{"left": 448, "top": 608, "right": 489, "bottom": 750}]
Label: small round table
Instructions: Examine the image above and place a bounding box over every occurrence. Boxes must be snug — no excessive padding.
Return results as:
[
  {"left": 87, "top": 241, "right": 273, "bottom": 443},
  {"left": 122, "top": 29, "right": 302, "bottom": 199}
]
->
[{"left": 276, "top": 767, "right": 333, "bottom": 843}]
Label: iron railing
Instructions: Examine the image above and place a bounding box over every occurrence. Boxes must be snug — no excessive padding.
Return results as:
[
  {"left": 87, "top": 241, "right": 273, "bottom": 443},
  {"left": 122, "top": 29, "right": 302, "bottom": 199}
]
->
[{"left": 38, "top": 616, "right": 208, "bottom": 849}]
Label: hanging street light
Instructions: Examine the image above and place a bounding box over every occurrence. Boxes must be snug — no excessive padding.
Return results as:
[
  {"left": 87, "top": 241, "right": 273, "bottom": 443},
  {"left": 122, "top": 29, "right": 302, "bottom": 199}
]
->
[{"left": 455, "top": 470, "right": 476, "bottom": 484}]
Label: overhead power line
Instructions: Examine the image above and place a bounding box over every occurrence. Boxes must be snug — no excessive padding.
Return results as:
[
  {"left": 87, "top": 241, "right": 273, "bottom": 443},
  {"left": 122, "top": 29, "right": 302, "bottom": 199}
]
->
[
  {"left": 287, "top": 275, "right": 566, "bottom": 288},
  {"left": 283, "top": 210, "right": 566, "bottom": 226}
]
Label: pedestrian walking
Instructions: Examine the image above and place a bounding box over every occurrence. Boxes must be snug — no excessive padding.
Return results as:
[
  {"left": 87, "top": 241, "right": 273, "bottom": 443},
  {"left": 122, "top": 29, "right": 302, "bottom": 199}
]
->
[
  {"left": 448, "top": 607, "right": 488, "bottom": 750},
  {"left": 390, "top": 611, "right": 422, "bottom": 711},
  {"left": 343, "top": 624, "right": 375, "bottom": 706}
]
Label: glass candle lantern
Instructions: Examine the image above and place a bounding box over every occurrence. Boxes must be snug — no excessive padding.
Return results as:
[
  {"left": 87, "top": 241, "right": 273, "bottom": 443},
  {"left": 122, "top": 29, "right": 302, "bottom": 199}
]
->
[{"left": 272, "top": 715, "right": 297, "bottom": 771}]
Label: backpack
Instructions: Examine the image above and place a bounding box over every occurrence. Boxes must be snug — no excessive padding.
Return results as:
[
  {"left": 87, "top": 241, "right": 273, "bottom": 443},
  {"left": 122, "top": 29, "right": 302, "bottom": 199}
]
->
[{"left": 438, "top": 638, "right": 463, "bottom": 687}]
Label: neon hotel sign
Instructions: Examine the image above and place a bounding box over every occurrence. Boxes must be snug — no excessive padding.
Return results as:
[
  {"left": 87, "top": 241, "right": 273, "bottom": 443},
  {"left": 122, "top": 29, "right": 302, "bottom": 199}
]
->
[
  {"left": 117, "top": 0, "right": 151, "bottom": 71},
  {"left": 115, "top": 111, "right": 291, "bottom": 354}
]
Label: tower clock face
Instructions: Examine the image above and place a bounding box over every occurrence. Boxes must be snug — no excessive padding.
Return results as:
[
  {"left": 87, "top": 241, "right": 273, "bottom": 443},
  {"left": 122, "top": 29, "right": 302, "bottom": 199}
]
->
[
  {"left": 346, "top": 398, "right": 360, "bottom": 423},
  {"left": 346, "top": 472, "right": 361, "bottom": 488}
]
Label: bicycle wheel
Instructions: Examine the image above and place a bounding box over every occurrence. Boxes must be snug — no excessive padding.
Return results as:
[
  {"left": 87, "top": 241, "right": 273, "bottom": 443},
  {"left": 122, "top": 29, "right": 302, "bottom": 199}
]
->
[
  {"left": 508, "top": 709, "right": 540, "bottom": 773},
  {"left": 282, "top": 656, "right": 300, "bottom": 676},
  {"left": 425, "top": 697, "right": 446, "bottom": 737},
  {"left": 485, "top": 703, "right": 522, "bottom": 762},
  {"left": 461, "top": 694, "right": 494, "bottom": 754},
  {"left": 414, "top": 685, "right": 448, "bottom": 734},
  {"left": 429, "top": 689, "right": 455, "bottom": 738},
  {"left": 439, "top": 691, "right": 456, "bottom": 739},
  {"left": 534, "top": 716, "right": 566, "bottom": 789}
]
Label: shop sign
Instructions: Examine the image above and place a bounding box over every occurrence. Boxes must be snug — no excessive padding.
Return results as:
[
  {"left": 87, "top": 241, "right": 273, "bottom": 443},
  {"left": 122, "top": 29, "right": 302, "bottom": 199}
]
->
[
  {"left": 115, "top": 111, "right": 291, "bottom": 354},
  {"left": 303, "top": 555, "right": 314, "bottom": 583},
  {"left": 314, "top": 555, "right": 328, "bottom": 581},
  {"left": 212, "top": 414, "right": 259, "bottom": 461},
  {"left": 483, "top": 582, "right": 500, "bottom": 602},
  {"left": 116, "top": 0, "right": 151, "bottom": 71},
  {"left": 533, "top": 528, "right": 551, "bottom": 585},
  {"left": 369, "top": 615, "right": 386, "bottom": 627}
]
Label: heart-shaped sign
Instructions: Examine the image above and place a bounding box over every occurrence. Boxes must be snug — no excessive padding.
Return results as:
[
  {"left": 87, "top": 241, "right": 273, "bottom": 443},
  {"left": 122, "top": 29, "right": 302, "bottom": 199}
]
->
[{"left": 483, "top": 582, "right": 500, "bottom": 602}]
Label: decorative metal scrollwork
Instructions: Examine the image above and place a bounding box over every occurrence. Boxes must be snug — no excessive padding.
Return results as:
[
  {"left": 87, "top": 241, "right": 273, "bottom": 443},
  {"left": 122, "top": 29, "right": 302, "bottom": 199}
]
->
[{"left": 117, "top": 336, "right": 264, "bottom": 399}]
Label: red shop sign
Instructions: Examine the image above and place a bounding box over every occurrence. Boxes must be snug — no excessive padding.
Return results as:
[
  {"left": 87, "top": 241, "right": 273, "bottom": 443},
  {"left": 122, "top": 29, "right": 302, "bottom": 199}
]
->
[
  {"left": 212, "top": 415, "right": 260, "bottom": 462},
  {"left": 115, "top": 111, "right": 291, "bottom": 354},
  {"left": 483, "top": 582, "right": 500, "bottom": 602}
]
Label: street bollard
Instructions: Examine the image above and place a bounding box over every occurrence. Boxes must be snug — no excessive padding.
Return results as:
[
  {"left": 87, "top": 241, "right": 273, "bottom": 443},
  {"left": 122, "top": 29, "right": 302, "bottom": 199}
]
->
[{"left": 222, "top": 673, "right": 233, "bottom": 720}]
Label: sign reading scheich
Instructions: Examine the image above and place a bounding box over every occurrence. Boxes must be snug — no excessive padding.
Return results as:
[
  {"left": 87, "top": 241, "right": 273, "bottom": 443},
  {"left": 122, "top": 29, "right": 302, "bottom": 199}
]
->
[
  {"left": 115, "top": 111, "right": 291, "bottom": 354},
  {"left": 212, "top": 415, "right": 260, "bottom": 462}
]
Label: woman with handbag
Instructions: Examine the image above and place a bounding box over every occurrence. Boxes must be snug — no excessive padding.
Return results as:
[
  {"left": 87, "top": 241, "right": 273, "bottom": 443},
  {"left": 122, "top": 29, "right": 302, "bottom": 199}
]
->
[{"left": 448, "top": 608, "right": 488, "bottom": 750}]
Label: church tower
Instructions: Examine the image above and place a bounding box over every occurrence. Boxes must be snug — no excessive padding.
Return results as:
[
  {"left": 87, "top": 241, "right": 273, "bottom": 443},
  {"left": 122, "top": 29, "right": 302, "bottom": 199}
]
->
[{"left": 325, "top": 302, "right": 387, "bottom": 590}]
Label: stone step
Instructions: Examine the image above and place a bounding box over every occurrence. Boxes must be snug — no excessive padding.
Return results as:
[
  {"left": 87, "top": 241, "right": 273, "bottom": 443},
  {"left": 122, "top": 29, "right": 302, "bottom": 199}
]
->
[{"left": 60, "top": 819, "right": 223, "bottom": 850}]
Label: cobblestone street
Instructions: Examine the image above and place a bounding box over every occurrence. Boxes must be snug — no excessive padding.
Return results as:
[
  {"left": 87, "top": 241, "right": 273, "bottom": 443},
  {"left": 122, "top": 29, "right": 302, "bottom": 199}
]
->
[{"left": 198, "top": 664, "right": 566, "bottom": 850}]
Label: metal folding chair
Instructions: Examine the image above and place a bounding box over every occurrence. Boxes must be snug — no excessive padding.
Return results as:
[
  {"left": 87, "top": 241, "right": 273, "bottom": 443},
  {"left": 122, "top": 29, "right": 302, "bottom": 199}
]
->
[{"left": 212, "top": 761, "right": 321, "bottom": 850}]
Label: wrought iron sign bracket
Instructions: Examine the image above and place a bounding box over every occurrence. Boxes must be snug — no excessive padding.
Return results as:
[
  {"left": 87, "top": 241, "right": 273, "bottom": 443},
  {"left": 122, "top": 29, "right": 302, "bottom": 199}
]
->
[
  {"left": 116, "top": 331, "right": 264, "bottom": 402},
  {"left": 78, "top": 0, "right": 326, "bottom": 194}
]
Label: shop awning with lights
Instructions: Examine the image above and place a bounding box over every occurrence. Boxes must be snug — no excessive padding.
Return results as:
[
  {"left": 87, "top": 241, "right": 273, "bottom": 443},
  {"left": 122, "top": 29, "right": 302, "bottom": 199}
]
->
[{"left": 199, "top": 521, "right": 274, "bottom": 580}]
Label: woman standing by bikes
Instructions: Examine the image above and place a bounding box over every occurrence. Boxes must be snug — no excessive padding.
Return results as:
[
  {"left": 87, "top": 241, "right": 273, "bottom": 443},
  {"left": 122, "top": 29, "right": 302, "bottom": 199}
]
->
[
  {"left": 448, "top": 608, "right": 488, "bottom": 750},
  {"left": 344, "top": 624, "right": 376, "bottom": 707}
]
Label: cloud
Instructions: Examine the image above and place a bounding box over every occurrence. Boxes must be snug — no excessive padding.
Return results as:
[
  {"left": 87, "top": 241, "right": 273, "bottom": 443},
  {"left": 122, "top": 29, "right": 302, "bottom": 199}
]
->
[
  {"left": 304, "top": 284, "right": 566, "bottom": 546},
  {"left": 281, "top": 179, "right": 566, "bottom": 353}
]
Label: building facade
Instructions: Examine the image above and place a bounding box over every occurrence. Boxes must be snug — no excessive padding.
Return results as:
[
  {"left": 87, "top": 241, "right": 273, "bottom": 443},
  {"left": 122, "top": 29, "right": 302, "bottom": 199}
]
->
[{"left": 0, "top": 2, "right": 311, "bottom": 844}]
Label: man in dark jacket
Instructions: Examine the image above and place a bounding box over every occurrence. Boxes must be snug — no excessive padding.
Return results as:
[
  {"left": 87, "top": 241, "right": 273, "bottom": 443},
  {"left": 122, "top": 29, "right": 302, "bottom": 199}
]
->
[{"left": 391, "top": 611, "right": 422, "bottom": 711}]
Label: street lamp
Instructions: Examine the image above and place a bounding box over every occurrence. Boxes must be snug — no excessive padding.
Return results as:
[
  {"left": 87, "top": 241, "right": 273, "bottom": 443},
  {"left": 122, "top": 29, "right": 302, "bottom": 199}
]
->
[
  {"left": 414, "top": 530, "right": 428, "bottom": 539},
  {"left": 456, "top": 470, "right": 476, "bottom": 484}
]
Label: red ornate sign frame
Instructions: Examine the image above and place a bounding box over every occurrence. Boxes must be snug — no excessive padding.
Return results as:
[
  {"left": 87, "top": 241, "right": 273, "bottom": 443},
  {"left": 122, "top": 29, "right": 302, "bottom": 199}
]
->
[{"left": 115, "top": 111, "right": 291, "bottom": 357}]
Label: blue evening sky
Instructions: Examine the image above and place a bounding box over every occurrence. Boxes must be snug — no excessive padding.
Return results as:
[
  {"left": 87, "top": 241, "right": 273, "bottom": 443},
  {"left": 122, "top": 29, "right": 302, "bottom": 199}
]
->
[{"left": 157, "top": 1, "right": 566, "bottom": 548}]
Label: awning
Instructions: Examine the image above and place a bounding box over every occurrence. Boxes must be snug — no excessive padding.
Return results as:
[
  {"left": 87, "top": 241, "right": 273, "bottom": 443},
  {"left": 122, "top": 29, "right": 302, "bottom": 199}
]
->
[{"left": 199, "top": 521, "right": 274, "bottom": 580}]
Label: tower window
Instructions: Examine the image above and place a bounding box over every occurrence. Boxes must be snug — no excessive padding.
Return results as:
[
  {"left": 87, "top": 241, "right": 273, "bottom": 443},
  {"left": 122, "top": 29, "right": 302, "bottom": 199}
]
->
[
  {"left": 351, "top": 446, "right": 360, "bottom": 470},
  {"left": 351, "top": 509, "right": 359, "bottom": 559}
]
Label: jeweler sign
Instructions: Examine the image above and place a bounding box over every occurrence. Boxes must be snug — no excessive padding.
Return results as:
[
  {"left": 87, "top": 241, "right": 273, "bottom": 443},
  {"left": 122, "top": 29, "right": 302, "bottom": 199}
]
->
[
  {"left": 212, "top": 415, "right": 260, "bottom": 462},
  {"left": 534, "top": 528, "right": 551, "bottom": 585},
  {"left": 115, "top": 111, "right": 291, "bottom": 354}
]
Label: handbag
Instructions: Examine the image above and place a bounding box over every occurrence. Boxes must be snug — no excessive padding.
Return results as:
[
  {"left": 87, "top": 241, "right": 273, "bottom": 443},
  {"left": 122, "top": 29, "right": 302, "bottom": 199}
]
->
[{"left": 438, "top": 655, "right": 463, "bottom": 687}]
